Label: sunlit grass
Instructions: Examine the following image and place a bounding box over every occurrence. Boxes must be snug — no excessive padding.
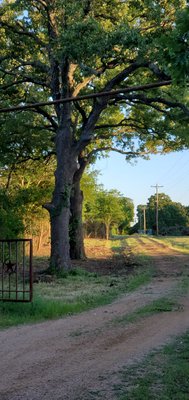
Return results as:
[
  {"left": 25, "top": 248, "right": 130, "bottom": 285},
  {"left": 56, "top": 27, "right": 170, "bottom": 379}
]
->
[{"left": 149, "top": 236, "right": 189, "bottom": 254}]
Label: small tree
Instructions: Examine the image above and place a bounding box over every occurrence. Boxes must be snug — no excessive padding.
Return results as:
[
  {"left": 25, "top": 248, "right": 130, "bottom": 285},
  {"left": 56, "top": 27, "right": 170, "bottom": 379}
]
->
[
  {"left": 118, "top": 197, "right": 134, "bottom": 234},
  {"left": 94, "top": 190, "right": 125, "bottom": 240}
]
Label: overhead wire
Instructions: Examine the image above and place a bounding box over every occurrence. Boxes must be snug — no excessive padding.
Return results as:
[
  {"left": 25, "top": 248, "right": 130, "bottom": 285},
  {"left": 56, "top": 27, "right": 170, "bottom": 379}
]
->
[{"left": 0, "top": 80, "right": 172, "bottom": 113}]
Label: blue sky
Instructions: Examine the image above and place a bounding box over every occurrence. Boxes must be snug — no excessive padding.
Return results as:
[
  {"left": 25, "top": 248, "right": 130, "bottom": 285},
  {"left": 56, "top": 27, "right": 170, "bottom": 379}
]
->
[{"left": 93, "top": 149, "right": 189, "bottom": 214}]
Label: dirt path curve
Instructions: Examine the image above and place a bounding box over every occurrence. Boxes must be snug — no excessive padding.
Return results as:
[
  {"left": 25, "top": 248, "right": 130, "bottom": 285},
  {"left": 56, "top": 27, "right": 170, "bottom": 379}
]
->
[{"left": 1, "top": 238, "right": 189, "bottom": 400}]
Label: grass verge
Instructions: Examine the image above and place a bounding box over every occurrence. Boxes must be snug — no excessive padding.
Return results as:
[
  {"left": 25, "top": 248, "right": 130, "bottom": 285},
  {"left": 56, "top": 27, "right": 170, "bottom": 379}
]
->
[
  {"left": 114, "top": 331, "right": 189, "bottom": 400},
  {"left": 0, "top": 265, "right": 153, "bottom": 329}
]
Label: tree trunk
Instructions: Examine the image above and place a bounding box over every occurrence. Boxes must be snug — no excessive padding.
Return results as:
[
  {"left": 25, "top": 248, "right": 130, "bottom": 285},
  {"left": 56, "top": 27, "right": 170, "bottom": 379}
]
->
[
  {"left": 70, "top": 179, "right": 86, "bottom": 259},
  {"left": 49, "top": 201, "right": 72, "bottom": 271},
  {"left": 44, "top": 127, "right": 78, "bottom": 271},
  {"left": 105, "top": 223, "right": 110, "bottom": 240},
  {"left": 37, "top": 221, "right": 44, "bottom": 253},
  {"left": 69, "top": 155, "right": 88, "bottom": 259}
]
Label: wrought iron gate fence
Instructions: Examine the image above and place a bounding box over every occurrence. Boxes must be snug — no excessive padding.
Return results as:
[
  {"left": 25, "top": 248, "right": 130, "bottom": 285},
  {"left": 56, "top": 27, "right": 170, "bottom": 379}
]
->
[{"left": 0, "top": 239, "right": 33, "bottom": 302}]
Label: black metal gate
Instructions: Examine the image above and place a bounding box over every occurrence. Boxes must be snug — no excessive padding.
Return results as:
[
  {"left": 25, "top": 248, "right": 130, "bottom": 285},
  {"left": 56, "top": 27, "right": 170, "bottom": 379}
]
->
[{"left": 0, "top": 239, "right": 33, "bottom": 302}]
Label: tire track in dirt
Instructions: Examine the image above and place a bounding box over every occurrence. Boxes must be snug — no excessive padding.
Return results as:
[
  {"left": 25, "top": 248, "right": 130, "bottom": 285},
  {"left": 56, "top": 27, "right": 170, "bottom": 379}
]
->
[{"left": 129, "top": 236, "right": 189, "bottom": 277}]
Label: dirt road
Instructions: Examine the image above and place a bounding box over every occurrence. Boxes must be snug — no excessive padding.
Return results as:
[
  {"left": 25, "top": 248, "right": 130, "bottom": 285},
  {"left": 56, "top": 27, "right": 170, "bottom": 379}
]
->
[{"left": 1, "top": 237, "right": 189, "bottom": 400}]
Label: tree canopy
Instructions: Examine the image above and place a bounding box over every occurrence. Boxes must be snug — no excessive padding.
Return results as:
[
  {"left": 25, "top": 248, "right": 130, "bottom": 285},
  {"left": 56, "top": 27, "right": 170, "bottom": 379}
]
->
[{"left": 0, "top": 0, "right": 189, "bottom": 269}]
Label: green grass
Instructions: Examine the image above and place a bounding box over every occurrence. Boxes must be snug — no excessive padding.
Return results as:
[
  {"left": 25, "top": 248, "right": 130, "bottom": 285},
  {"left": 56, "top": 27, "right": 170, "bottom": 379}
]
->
[
  {"left": 0, "top": 265, "right": 153, "bottom": 329},
  {"left": 114, "top": 331, "right": 189, "bottom": 399},
  {"left": 112, "top": 297, "right": 179, "bottom": 325},
  {"left": 125, "top": 269, "right": 152, "bottom": 291},
  {"left": 0, "top": 290, "right": 122, "bottom": 329},
  {"left": 150, "top": 236, "right": 189, "bottom": 254}
]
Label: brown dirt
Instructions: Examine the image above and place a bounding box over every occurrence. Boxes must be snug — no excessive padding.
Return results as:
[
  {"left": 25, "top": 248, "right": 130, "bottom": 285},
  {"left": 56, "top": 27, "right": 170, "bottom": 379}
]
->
[{"left": 1, "top": 237, "right": 189, "bottom": 400}]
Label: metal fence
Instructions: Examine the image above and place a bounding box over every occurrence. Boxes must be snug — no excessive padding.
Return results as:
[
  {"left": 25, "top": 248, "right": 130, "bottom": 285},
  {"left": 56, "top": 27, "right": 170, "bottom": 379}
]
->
[{"left": 0, "top": 239, "right": 33, "bottom": 302}]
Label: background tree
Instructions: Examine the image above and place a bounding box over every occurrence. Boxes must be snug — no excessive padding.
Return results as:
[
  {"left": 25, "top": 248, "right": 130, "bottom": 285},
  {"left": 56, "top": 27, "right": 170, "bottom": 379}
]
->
[
  {"left": 0, "top": 158, "right": 55, "bottom": 252},
  {"left": 0, "top": 0, "right": 188, "bottom": 270},
  {"left": 92, "top": 189, "right": 131, "bottom": 240},
  {"left": 146, "top": 193, "right": 189, "bottom": 235},
  {"left": 0, "top": 189, "right": 24, "bottom": 238},
  {"left": 118, "top": 197, "right": 134, "bottom": 234}
]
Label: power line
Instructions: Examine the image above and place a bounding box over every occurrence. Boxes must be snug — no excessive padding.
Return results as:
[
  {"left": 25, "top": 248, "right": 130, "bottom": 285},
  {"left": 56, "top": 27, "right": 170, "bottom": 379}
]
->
[
  {"left": 165, "top": 161, "right": 189, "bottom": 191},
  {"left": 0, "top": 80, "right": 171, "bottom": 113},
  {"left": 151, "top": 184, "right": 164, "bottom": 236},
  {"left": 156, "top": 152, "right": 186, "bottom": 184}
]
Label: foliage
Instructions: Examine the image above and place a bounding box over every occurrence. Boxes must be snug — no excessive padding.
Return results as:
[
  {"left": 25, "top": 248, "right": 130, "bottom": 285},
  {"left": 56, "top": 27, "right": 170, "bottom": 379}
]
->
[
  {"left": 0, "top": 189, "right": 24, "bottom": 238},
  {"left": 94, "top": 189, "right": 126, "bottom": 239},
  {"left": 83, "top": 180, "right": 134, "bottom": 239},
  {"left": 81, "top": 168, "right": 103, "bottom": 220},
  {"left": 137, "top": 193, "right": 189, "bottom": 235},
  {"left": 0, "top": 0, "right": 189, "bottom": 268},
  {"left": 0, "top": 159, "right": 55, "bottom": 241},
  {"left": 119, "top": 197, "right": 134, "bottom": 234}
]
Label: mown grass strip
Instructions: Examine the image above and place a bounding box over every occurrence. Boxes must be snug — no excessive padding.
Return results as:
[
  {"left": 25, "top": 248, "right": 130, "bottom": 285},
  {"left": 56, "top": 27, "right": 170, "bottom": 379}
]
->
[
  {"left": 115, "top": 331, "right": 189, "bottom": 400},
  {"left": 150, "top": 236, "right": 189, "bottom": 254},
  {"left": 112, "top": 297, "right": 179, "bottom": 326}
]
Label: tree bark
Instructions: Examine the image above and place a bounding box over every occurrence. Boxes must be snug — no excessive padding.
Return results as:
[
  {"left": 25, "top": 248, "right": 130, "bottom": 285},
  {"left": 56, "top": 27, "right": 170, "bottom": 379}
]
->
[
  {"left": 44, "top": 124, "right": 78, "bottom": 271},
  {"left": 37, "top": 221, "right": 44, "bottom": 253},
  {"left": 69, "top": 156, "right": 88, "bottom": 260},
  {"left": 49, "top": 201, "right": 71, "bottom": 271},
  {"left": 70, "top": 179, "right": 86, "bottom": 259}
]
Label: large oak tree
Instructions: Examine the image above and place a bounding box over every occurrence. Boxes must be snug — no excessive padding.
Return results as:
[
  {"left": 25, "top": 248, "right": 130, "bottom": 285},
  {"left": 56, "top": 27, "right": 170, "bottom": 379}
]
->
[{"left": 0, "top": 0, "right": 188, "bottom": 270}]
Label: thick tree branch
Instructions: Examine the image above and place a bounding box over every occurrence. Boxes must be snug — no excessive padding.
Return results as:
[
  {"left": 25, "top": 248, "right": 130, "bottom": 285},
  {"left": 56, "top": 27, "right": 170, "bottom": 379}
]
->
[
  {"left": 87, "top": 146, "right": 150, "bottom": 158},
  {"left": 32, "top": 107, "right": 58, "bottom": 130},
  {"left": 4, "top": 61, "right": 49, "bottom": 74},
  {"left": 110, "top": 93, "right": 189, "bottom": 116},
  {"left": 0, "top": 20, "right": 44, "bottom": 46},
  {"left": 104, "top": 61, "right": 148, "bottom": 92},
  {"left": 74, "top": 102, "right": 88, "bottom": 126},
  {"left": 0, "top": 76, "right": 48, "bottom": 90},
  {"left": 73, "top": 75, "right": 94, "bottom": 97}
]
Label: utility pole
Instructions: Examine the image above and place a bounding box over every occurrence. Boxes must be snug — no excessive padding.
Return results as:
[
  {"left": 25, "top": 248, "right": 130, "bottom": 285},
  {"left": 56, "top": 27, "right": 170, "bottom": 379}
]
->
[
  {"left": 151, "top": 184, "right": 163, "bottom": 236},
  {"left": 143, "top": 206, "right": 146, "bottom": 234},
  {"left": 139, "top": 213, "right": 142, "bottom": 231}
]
